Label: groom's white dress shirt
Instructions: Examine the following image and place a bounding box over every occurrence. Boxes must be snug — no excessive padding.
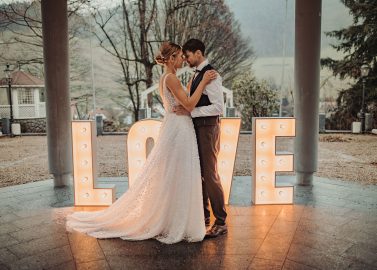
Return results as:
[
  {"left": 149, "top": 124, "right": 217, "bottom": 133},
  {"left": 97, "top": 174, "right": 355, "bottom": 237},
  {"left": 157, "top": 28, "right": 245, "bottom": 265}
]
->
[{"left": 190, "top": 59, "right": 224, "bottom": 118}]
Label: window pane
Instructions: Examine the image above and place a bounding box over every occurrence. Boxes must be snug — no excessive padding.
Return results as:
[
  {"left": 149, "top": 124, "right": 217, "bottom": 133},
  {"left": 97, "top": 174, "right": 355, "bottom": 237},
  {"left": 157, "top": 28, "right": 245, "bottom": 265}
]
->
[
  {"left": 18, "top": 89, "right": 34, "bottom": 104},
  {"left": 39, "top": 88, "right": 45, "bottom": 102}
]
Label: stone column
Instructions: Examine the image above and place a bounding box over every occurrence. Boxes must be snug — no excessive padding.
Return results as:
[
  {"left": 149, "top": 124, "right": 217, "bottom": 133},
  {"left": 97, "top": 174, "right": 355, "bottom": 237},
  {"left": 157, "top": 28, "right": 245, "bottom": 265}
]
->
[
  {"left": 294, "top": 0, "right": 322, "bottom": 185},
  {"left": 41, "top": 0, "right": 72, "bottom": 187}
]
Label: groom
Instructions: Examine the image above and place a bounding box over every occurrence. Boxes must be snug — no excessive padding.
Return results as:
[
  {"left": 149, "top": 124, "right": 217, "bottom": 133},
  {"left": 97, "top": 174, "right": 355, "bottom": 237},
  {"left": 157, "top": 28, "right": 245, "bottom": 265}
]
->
[{"left": 173, "top": 38, "right": 227, "bottom": 238}]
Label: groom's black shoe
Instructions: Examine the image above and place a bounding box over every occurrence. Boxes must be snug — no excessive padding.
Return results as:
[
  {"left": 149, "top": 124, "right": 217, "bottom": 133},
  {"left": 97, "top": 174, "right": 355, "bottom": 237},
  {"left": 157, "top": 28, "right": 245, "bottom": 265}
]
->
[
  {"left": 205, "top": 224, "right": 227, "bottom": 238},
  {"left": 205, "top": 219, "right": 211, "bottom": 227},
  {"left": 205, "top": 218, "right": 211, "bottom": 230}
]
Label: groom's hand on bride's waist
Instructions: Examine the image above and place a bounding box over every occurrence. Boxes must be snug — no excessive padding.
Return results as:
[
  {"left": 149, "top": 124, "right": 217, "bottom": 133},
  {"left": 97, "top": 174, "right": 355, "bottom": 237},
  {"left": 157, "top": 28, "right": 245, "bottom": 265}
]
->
[{"left": 173, "top": 105, "right": 190, "bottom": 116}]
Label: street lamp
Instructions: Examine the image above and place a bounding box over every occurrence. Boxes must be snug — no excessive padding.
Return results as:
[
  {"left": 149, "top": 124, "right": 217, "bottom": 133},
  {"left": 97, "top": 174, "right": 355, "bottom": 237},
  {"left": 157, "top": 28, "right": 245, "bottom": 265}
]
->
[
  {"left": 4, "top": 63, "right": 14, "bottom": 135},
  {"left": 360, "top": 62, "right": 370, "bottom": 133}
]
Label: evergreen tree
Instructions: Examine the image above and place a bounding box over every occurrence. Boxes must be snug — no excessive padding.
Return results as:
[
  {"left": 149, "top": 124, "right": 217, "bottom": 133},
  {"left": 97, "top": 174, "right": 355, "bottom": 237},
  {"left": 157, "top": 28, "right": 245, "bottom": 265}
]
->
[{"left": 321, "top": 0, "right": 377, "bottom": 130}]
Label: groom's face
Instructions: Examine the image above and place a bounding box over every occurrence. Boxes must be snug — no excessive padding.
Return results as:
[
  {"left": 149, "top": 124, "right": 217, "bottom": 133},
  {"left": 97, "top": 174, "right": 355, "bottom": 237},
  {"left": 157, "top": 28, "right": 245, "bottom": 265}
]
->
[{"left": 183, "top": 50, "right": 200, "bottom": 68}]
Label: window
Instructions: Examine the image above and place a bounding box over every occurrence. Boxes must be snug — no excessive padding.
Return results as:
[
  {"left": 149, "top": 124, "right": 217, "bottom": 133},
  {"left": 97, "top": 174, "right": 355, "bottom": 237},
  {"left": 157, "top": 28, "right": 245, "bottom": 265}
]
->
[
  {"left": 18, "top": 89, "right": 34, "bottom": 104},
  {"left": 39, "top": 88, "right": 45, "bottom": 102},
  {"left": 0, "top": 89, "right": 8, "bottom": 104}
]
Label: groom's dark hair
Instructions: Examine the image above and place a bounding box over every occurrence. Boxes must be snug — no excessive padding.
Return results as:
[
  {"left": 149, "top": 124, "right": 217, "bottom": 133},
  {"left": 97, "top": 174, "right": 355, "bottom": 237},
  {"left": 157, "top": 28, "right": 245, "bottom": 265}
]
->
[{"left": 182, "top": 39, "right": 205, "bottom": 56}]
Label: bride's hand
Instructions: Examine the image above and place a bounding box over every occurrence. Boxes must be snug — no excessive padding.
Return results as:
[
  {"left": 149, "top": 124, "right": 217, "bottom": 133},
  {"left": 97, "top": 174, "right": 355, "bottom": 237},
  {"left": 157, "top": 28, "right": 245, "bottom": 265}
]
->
[
  {"left": 202, "top": 70, "right": 218, "bottom": 84},
  {"left": 172, "top": 105, "right": 190, "bottom": 116}
]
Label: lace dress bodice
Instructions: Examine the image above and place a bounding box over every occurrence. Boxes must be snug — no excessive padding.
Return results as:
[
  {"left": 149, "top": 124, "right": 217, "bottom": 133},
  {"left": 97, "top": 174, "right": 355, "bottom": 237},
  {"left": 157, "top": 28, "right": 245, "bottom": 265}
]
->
[{"left": 161, "top": 73, "right": 181, "bottom": 113}]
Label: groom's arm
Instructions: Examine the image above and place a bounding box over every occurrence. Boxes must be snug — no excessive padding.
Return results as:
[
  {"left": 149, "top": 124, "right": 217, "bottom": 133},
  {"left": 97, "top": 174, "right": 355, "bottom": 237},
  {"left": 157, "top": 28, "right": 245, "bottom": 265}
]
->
[{"left": 190, "top": 75, "right": 224, "bottom": 118}]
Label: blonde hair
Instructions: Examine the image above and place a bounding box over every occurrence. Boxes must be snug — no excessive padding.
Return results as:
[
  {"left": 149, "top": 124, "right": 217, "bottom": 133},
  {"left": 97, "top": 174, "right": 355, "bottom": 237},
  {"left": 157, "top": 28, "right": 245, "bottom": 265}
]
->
[{"left": 155, "top": 41, "right": 182, "bottom": 65}]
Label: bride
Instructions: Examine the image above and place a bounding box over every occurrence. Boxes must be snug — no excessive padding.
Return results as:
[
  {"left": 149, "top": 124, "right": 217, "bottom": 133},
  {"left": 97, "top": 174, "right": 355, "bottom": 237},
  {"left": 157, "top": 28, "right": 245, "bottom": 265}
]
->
[{"left": 66, "top": 42, "right": 217, "bottom": 244}]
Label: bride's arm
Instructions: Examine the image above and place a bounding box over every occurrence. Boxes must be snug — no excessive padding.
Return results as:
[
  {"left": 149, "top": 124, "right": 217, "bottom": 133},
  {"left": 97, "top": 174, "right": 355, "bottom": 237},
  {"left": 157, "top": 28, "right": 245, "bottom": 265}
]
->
[
  {"left": 184, "top": 76, "right": 193, "bottom": 95},
  {"left": 166, "top": 71, "right": 217, "bottom": 112}
]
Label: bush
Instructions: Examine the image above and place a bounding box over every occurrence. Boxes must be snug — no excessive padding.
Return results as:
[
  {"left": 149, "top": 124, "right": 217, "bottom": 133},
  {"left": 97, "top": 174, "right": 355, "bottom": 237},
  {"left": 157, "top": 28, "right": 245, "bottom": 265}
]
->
[{"left": 233, "top": 72, "right": 279, "bottom": 130}]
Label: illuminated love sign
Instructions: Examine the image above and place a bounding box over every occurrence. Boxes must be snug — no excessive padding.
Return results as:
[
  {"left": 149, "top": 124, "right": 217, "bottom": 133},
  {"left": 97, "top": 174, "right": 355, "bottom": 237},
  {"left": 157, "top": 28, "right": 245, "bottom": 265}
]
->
[
  {"left": 251, "top": 118, "right": 295, "bottom": 204},
  {"left": 71, "top": 121, "right": 116, "bottom": 206},
  {"left": 127, "top": 119, "right": 162, "bottom": 187},
  {"left": 217, "top": 118, "right": 242, "bottom": 204},
  {"left": 71, "top": 117, "right": 295, "bottom": 206},
  {"left": 126, "top": 118, "right": 241, "bottom": 204}
]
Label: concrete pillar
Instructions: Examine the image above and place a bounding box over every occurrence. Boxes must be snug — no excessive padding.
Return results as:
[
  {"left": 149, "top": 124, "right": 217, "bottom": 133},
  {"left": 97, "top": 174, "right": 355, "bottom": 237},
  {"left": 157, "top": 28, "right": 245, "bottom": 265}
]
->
[
  {"left": 294, "top": 0, "right": 322, "bottom": 186},
  {"left": 41, "top": 0, "right": 72, "bottom": 187}
]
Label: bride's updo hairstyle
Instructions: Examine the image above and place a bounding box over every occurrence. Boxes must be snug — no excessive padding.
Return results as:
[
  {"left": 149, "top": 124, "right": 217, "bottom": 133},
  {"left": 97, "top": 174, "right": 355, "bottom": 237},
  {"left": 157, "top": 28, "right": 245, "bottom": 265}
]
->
[{"left": 155, "top": 41, "right": 182, "bottom": 65}]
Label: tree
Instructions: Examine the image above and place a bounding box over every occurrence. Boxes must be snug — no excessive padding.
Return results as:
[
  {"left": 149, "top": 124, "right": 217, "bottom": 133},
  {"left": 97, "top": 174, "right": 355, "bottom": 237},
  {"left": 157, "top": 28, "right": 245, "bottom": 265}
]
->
[
  {"left": 91, "top": 0, "right": 253, "bottom": 121},
  {"left": 0, "top": 0, "right": 106, "bottom": 118},
  {"left": 233, "top": 72, "right": 279, "bottom": 130},
  {"left": 321, "top": 0, "right": 377, "bottom": 130},
  {"left": 162, "top": 0, "right": 253, "bottom": 86},
  {"left": 0, "top": 0, "right": 88, "bottom": 77},
  {"left": 1, "top": 0, "right": 253, "bottom": 122},
  {"left": 89, "top": 0, "right": 161, "bottom": 122}
]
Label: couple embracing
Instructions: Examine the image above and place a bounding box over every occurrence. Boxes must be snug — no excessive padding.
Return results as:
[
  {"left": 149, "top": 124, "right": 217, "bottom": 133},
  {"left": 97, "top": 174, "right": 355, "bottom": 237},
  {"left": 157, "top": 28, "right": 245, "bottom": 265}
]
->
[{"left": 66, "top": 39, "right": 228, "bottom": 244}]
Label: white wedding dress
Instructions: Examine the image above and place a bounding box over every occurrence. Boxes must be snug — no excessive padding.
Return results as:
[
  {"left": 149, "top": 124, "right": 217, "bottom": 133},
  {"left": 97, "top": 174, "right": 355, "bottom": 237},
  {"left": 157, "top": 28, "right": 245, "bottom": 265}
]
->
[{"left": 66, "top": 73, "right": 205, "bottom": 244}]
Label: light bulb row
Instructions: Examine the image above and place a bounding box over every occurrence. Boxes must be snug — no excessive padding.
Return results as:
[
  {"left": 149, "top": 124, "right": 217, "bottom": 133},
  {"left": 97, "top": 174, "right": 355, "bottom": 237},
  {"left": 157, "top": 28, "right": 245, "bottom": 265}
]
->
[
  {"left": 82, "top": 191, "right": 108, "bottom": 199},
  {"left": 258, "top": 158, "right": 286, "bottom": 166},
  {"left": 259, "top": 190, "right": 285, "bottom": 197},
  {"left": 260, "top": 123, "right": 287, "bottom": 130}
]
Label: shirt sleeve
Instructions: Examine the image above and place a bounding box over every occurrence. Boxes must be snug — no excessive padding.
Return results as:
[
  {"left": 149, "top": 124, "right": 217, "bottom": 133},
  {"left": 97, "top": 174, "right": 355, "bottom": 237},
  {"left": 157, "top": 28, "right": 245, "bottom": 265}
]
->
[{"left": 191, "top": 75, "right": 225, "bottom": 118}]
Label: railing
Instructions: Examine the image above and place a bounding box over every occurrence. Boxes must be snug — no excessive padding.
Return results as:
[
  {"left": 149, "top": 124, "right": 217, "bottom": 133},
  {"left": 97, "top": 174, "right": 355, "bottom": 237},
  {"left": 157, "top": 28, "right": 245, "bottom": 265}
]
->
[
  {"left": 39, "top": 103, "right": 46, "bottom": 117},
  {"left": 0, "top": 103, "right": 46, "bottom": 119},
  {"left": 17, "top": 104, "right": 36, "bottom": 118},
  {"left": 0, "top": 105, "right": 10, "bottom": 118}
]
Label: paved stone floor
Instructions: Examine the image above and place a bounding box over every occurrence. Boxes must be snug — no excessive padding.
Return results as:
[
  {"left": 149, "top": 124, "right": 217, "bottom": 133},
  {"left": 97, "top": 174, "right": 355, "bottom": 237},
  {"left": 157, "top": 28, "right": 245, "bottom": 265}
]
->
[{"left": 0, "top": 176, "right": 376, "bottom": 270}]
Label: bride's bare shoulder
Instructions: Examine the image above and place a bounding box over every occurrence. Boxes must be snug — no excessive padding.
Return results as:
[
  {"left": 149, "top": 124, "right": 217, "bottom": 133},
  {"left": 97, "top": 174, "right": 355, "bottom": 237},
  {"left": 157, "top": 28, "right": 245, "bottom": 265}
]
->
[{"left": 165, "top": 73, "right": 178, "bottom": 81}]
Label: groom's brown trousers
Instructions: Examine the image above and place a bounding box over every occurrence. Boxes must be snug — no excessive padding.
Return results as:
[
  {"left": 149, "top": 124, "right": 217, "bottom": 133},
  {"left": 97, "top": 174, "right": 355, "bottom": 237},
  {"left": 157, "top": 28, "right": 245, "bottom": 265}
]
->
[{"left": 193, "top": 116, "right": 227, "bottom": 226}]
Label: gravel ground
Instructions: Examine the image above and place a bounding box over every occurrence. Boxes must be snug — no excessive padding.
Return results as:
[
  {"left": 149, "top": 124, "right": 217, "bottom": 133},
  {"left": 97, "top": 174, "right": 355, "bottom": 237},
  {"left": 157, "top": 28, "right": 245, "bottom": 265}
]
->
[{"left": 0, "top": 133, "right": 376, "bottom": 188}]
